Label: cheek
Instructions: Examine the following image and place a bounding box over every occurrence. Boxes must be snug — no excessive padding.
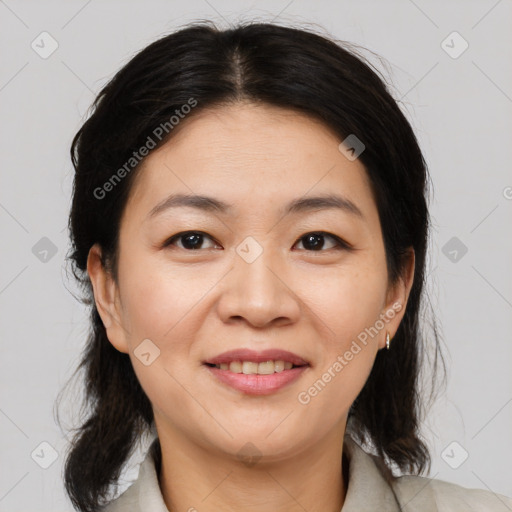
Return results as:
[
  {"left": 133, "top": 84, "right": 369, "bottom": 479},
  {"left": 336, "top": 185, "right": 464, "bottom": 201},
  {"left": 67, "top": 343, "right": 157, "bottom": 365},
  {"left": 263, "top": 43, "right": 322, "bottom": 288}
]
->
[
  {"left": 298, "top": 262, "right": 387, "bottom": 344},
  {"left": 118, "top": 251, "right": 210, "bottom": 342},
  {"left": 293, "top": 271, "right": 383, "bottom": 423},
  {"left": 116, "top": 252, "right": 216, "bottom": 395},
  {"left": 292, "top": 265, "right": 385, "bottom": 407},
  {"left": 117, "top": 257, "right": 206, "bottom": 429}
]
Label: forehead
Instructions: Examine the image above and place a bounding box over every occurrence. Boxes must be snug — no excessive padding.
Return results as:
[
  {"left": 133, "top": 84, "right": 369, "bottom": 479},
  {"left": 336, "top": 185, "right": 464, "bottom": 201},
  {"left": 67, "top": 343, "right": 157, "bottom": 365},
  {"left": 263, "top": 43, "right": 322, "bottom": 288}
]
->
[{"left": 123, "top": 103, "right": 378, "bottom": 227}]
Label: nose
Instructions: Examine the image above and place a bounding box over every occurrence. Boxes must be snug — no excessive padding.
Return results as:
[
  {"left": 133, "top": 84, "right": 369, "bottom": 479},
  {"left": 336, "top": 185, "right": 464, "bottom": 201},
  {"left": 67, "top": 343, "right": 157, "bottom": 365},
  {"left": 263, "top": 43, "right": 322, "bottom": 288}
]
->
[{"left": 216, "top": 244, "right": 301, "bottom": 329}]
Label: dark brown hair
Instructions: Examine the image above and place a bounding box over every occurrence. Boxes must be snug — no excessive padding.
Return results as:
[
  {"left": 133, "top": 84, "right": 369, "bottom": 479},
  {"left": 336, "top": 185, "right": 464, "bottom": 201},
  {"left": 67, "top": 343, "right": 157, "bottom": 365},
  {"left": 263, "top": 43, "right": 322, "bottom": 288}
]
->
[{"left": 56, "top": 20, "right": 445, "bottom": 512}]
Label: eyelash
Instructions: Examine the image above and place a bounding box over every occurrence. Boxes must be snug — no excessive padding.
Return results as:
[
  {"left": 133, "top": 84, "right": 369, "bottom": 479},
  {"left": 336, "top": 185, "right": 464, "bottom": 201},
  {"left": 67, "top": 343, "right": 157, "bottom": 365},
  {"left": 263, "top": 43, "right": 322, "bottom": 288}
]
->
[{"left": 162, "top": 231, "right": 352, "bottom": 252}]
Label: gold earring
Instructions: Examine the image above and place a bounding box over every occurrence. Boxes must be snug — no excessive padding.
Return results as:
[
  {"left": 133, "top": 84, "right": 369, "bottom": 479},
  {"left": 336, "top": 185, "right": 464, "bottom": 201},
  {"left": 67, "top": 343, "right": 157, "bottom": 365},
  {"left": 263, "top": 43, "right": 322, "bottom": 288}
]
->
[{"left": 386, "top": 332, "right": 391, "bottom": 350}]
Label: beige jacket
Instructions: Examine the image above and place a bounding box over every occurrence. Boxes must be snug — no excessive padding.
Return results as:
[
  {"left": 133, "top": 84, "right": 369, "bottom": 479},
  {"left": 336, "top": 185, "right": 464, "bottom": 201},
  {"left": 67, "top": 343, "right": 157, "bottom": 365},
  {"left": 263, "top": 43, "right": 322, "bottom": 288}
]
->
[{"left": 101, "top": 435, "right": 512, "bottom": 511}]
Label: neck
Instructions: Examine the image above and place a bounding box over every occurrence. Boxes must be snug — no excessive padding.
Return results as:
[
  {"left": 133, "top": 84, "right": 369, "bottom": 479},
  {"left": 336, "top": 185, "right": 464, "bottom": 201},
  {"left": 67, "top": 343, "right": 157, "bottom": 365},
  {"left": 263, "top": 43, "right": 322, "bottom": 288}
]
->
[{"left": 157, "top": 426, "right": 348, "bottom": 512}]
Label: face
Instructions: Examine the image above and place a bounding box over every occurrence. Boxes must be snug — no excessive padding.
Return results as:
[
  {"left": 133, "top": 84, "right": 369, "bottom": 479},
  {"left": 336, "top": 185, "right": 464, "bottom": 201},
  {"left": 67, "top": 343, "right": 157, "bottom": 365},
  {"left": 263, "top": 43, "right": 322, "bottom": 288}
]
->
[{"left": 88, "top": 102, "right": 413, "bottom": 463}]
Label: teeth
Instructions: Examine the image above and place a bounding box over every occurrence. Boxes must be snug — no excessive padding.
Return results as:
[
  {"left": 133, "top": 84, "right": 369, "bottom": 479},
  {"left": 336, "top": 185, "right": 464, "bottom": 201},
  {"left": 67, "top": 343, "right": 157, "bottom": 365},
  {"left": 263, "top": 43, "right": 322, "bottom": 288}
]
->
[
  {"left": 229, "top": 361, "right": 243, "bottom": 373},
  {"left": 242, "top": 361, "right": 259, "bottom": 374},
  {"left": 257, "top": 361, "right": 275, "bottom": 375},
  {"left": 213, "top": 360, "right": 298, "bottom": 374},
  {"left": 274, "top": 360, "right": 285, "bottom": 372}
]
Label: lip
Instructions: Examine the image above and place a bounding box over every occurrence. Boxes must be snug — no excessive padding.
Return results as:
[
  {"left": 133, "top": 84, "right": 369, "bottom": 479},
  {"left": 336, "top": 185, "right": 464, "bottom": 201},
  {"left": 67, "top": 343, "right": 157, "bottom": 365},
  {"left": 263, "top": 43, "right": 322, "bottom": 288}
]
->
[
  {"left": 203, "top": 348, "right": 308, "bottom": 366},
  {"left": 205, "top": 365, "right": 309, "bottom": 395}
]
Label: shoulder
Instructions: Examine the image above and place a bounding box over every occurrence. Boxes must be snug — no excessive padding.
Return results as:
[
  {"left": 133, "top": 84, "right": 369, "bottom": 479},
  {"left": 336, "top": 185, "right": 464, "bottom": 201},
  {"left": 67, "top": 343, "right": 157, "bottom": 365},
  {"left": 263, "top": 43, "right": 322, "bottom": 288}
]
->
[
  {"left": 99, "top": 483, "right": 139, "bottom": 512},
  {"left": 98, "top": 442, "right": 169, "bottom": 512},
  {"left": 342, "top": 433, "right": 512, "bottom": 511},
  {"left": 391, "top": 473, "right": 512, "bottom": 511}
]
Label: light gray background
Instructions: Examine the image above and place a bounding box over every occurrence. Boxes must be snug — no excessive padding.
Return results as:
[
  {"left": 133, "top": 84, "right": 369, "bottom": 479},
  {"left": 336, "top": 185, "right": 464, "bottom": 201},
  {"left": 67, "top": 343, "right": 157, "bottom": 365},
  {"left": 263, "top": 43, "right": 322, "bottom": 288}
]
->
[{"left": 1, "top": 1, "right": 511, "bottom": 510}]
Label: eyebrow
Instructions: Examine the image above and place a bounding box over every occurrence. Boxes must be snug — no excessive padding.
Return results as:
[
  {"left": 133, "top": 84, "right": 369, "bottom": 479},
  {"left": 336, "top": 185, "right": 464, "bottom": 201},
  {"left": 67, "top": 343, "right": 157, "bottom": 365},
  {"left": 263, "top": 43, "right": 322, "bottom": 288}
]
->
[{"left": 147, "top": 193, "right": 365, "bottom": 221}]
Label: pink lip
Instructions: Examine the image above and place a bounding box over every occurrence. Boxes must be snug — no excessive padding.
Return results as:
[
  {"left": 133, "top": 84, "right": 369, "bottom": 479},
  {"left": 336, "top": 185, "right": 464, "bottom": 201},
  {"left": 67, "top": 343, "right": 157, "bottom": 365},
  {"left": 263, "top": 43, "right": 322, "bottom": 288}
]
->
[
  {"left": 203, "top": 348, "right": 308, "bottom": 366},
  {"left": 206, "top": 365, "right": 309, "bottom": 395}
]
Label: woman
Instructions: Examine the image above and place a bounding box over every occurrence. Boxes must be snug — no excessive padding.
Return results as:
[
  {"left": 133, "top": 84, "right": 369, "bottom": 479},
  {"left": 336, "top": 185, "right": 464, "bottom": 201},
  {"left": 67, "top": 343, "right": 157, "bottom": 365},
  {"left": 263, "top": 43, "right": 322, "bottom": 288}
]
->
[{"left": 59, "top": 21, "right": 512, "bottom": 511}]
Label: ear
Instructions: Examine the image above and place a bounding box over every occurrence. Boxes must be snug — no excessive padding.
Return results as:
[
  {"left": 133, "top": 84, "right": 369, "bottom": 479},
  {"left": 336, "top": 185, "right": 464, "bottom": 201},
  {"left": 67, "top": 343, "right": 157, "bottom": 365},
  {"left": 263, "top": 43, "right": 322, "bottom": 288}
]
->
[
  {"left": 379, "top": 248, "right": 415, "bottom": 349},
  {"left": 87, "top": 243, "right": 130, "bottom": 354}
]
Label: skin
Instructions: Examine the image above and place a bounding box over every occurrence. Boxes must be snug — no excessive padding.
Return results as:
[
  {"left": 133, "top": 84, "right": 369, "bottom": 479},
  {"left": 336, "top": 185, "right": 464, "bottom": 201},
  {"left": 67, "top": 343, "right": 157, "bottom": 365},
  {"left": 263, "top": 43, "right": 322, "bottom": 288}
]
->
[{"left": 88, "top": 102, "right": 415, "bottom": 512}]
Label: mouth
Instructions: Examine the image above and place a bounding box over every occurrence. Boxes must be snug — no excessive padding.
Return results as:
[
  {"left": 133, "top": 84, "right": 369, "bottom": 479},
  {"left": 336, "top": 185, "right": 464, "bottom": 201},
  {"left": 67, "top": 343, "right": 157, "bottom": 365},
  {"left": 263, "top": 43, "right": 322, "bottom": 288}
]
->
[
  {"left": 202, "top": 348, "right": 310, "bottom": 395},
  {"left": 203, "top": 348, "right": 309, "bottom": 372}
]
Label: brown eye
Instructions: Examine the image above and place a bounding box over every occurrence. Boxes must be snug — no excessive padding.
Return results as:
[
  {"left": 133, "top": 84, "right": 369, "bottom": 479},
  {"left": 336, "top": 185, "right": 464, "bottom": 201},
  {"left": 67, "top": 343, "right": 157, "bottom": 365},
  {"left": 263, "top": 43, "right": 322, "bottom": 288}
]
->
[
  {"left": 164, "top": 231, "right": 219, "bottom": 250},
  {"left": 294, "top": 232, "right": 349, "bottom": 251}
]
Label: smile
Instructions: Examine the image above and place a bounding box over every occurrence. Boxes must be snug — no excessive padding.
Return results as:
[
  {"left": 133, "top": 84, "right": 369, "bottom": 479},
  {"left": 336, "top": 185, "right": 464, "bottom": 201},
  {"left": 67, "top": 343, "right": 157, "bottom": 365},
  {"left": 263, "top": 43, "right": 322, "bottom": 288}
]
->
[{"left": 204, "top": 362, "right": 309, "bottom": 395}]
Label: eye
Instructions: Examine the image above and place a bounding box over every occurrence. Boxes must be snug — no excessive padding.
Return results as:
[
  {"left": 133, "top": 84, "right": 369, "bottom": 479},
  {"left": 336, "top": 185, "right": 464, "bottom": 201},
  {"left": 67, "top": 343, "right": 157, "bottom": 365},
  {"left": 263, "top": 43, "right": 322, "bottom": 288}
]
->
[
  {"left": 293, "top": 232, "right": 350, "bottom": 252},
  {"left": 163, "top": 231, "right": 219, "bottom": 251}
]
